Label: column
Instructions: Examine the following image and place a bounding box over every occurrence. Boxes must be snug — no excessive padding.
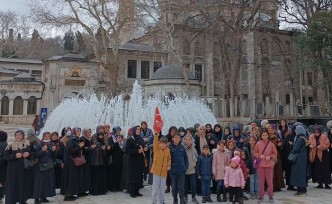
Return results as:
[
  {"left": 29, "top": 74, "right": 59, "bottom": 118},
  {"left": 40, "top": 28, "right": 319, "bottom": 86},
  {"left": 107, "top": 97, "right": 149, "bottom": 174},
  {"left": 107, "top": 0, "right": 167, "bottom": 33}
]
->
[
  {"left": 23, "top": 100, "right": 28, "bottom": 115},
  {"left": 9, "top": 99, "right": 13, "bottom": 115},
  {"left": 36, "top": 100, "right": 41, "bottom": 115}
]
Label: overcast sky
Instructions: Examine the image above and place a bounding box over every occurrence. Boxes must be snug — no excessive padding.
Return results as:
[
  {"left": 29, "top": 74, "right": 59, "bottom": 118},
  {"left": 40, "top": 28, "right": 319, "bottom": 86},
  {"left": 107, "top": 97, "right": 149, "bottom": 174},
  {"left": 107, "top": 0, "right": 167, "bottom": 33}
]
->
[{"left": 0, "top": 0, "right": 29, "bottom": 13}]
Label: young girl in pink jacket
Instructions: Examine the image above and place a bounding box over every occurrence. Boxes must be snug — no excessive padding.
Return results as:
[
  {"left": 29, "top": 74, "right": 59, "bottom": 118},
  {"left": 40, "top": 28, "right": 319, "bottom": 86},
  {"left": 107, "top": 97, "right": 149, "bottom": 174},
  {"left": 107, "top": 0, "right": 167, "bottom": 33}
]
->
[
  {"left": 254, "top": 129, "right": 277, "bottom": 203},
  {"left": 224, "top": 156, "right": 245, "bottom": 204}
]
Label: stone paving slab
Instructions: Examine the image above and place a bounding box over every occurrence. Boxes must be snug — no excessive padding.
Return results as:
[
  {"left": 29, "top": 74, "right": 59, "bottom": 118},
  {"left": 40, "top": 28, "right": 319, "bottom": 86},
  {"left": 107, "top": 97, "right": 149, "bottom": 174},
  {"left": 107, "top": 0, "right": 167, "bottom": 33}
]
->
[{"left": 13, "top": 182, "right": 332, "bottom": 204}]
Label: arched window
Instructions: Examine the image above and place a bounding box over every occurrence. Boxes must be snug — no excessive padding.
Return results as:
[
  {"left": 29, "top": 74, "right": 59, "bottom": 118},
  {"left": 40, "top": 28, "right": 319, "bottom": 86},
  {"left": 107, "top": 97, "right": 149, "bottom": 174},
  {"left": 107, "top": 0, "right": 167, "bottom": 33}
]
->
[
  {"left": 13, "top": 96, "right": 23, "bottom": 115},
  {"left": 27, "top": 96, "right": 37, "bottom": 115},
  {"left": 1, "top": 96, "right": 9, "bottom": 115}
]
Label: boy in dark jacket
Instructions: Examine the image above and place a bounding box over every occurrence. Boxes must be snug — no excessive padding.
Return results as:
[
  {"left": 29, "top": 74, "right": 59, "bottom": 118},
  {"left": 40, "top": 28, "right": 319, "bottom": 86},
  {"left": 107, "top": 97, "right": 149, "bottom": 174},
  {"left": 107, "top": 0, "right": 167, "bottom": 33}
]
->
[
  {"left": 197, "top": 145, "right": 213, "bottom": 203},
  {"left": 169, "top": 132, "right": 188, "bottom": 204}
]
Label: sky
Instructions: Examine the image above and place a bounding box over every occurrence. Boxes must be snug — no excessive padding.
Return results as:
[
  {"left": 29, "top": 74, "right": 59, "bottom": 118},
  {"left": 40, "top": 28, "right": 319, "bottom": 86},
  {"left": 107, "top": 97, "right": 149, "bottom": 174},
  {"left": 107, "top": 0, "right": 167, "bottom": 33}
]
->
[{"left": 0, "top": 0, "right": 30, "bottom": 14}]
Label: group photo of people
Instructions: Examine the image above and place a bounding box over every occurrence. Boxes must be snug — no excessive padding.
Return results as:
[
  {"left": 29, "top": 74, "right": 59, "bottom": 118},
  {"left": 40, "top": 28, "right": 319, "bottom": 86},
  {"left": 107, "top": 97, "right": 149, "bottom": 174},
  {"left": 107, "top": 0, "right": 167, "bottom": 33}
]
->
[{"left": 0, "top": 119, "right": 332, "bottom": 204}]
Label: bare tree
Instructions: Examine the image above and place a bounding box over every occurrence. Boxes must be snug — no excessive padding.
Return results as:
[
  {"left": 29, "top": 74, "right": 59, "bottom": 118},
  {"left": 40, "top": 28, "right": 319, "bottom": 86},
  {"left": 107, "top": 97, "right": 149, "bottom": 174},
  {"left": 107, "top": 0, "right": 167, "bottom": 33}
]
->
[
  {"left": 136, "top": 0, "right": 194, "bottom": 91},
  {"left": 279, "top": 0, "right": 332, "bottom": 29},
  {"left": 29, "top": 0, "right": 137, "bottom": 95}
]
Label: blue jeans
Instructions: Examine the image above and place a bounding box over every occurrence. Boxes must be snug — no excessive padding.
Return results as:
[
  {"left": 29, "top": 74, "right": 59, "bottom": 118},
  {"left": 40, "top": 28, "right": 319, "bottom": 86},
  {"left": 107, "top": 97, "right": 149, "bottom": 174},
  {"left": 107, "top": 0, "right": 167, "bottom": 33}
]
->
[
  {"left": 216, "top": 180, "right": 224, "bottom": 193},
  {"left": 185, "top": 174, "right": 197, "bottom": 198},
  {"left": 171, "top": 174, "right": 185, "bottom": 203},
  {"left": 151, "top": 175, "right": 166, "bottom": 204},
  {"left": 201, "top": 179, "right": 211, "bottom": 196},
  {"left": 250, "top": 172, "right": 259, "bottom": 195}
]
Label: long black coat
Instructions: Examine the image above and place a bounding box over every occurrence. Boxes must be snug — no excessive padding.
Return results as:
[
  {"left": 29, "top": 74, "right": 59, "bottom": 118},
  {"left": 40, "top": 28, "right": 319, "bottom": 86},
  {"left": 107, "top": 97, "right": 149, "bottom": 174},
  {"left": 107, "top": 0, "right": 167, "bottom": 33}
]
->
[
  {"left": 33, "top": 141, "right": 56, "bottom": 198},
  {"left": 60, "top": 136, "right": 83, "bottom": 196},
  {"left": 0, "top": 141, "right": 7, "bottom": 198},
  {"left": 51, "top": 140, "right": 64, "bottom": 189},
  {"left": 80, "top": 137, "right": 92, "bottom": 193},
  {"left": 109, "top": 142, "right": 124, "bottom": 191},
  {"left": 290, "top": 134, "right": 308, "bottom": 188},
  {"left": 4, "top": 144, "right": 32, "bottom": 204},
  {"left": 125, "top": 136, "right": 145, "bottom": 184}
]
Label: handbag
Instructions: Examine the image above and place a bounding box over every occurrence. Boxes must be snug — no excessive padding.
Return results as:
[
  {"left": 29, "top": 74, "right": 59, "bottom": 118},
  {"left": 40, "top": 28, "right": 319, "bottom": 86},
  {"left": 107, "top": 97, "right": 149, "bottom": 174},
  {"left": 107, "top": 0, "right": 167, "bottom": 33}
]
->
[
  {"left": 40, "top": 160, "right": 54, "bottom": 171},
  {"left": 287, "top": 152, "right": 297, "bottom": 163},
  {"left": 24, "top": 158, "right": 34, "bottom": 169},
  {"left": 71, "top": 151, "right": 86, "bottom": 166},
  {"left": 253, "top": 141, "right": 270, "bottom": 169}
]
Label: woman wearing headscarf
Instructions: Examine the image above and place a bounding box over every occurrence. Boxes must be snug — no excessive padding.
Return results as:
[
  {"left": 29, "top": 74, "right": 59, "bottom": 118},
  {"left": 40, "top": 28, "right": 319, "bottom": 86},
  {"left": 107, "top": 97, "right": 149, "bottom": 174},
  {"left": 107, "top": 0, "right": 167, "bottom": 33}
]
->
[
  {"left": 27, "top": 129, "right": 40, "bottom": 148},
  {"left": 223, "top": 126, "right": 232, "bottom": 142},
  {"left": 205, "top": 124, "right": 214, "bottom": 135},
  {"left": 4, "top": 130, "right": 32, "bottom": 204},
  {"left": 89, "top": 125, "right": 108, "bottom": 195},
  {"left": 122, "top": 127, "right": 133, "bottom": 191},
  {"left": 267, "top": 124, "right": 285, "bottom": 192},
  {"left": 0, "top": 131, "right": 7, "bottom": 202},
  {"left": 80, "top": 128, "right": 93, "bottom": 196},
  {"left": 51, "top": 131, "right": 64, "bottom": 189},
  {"left": 327, "top": 126, "right": 332, "bottom": 174},
  {"left": 125, "top": 126, "right": 147, "bottom": 197},
  {"left": 290, "top": 125, "right": 308, "bottom": 196},
  {"left": 33, "top": 132, "right": 56, "bottom": 203},
  {"left": 279, "top": 119, "right": 295, "bottom": 190},
  {"left": 213, "top": 124, "right": 223, "bottom": 142},
  {"left": 60, "top": 127, "right": 85, "bottom": 201},
  {"left": 109, "top": 126, "right": 124, "bottom": 191},
  {"left": 309, "top": 126, "right": 331, "bottom": 189}
]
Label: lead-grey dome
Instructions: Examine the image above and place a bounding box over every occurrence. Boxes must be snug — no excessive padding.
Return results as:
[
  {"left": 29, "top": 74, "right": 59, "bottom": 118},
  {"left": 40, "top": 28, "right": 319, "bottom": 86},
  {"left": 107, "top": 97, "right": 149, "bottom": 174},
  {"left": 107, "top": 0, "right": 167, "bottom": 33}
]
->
[{"left": 151, "top": 64, "right": 196, "bottom": 80}]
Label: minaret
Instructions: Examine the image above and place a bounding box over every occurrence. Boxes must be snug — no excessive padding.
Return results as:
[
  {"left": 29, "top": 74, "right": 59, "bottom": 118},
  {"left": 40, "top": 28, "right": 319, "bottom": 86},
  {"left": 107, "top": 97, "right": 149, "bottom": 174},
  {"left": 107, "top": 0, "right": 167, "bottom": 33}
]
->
[{"left": 118, "top": 0, "right": 135, "bottom": 44}]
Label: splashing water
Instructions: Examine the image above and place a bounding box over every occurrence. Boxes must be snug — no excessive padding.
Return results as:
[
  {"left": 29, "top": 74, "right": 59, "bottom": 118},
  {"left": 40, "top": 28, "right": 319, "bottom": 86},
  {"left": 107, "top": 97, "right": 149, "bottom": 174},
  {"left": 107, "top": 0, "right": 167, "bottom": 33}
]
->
[{"left": 41, "top": 81, "right": 217, "bottom": 135}]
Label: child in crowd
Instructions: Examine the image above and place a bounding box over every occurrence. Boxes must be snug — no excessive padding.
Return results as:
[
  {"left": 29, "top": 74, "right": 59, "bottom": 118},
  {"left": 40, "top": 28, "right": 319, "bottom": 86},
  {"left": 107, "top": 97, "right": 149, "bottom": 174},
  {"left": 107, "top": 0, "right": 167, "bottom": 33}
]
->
[
  {"left": 224, "top": 156, "right": 245, "bottom": 204},
  {"left": 212, "top": 140, "right": 230, "bottom": 202},
  {"left": 244, "top": 136, "right": 259, "bottom": 199},
  {"left": 150, "top": 132, "right": 171, "bottom": 204},
  {"left": 197, "top": 145, "right": 213, "bottom": 203},
  {"left": 233, "top": 149, "right": 249, "bottom": 201},
  {"left": 254, "top": 129, "right": 277, "bottom": 203},
  {"left": 183, "top": 135, "right": 199, "bottom": 204},
  {"left": 169, "top": 132, "right": 188, "bottom": 204},
  {"left": 226, "top": 140, "right": 236, "bottom": 158}
]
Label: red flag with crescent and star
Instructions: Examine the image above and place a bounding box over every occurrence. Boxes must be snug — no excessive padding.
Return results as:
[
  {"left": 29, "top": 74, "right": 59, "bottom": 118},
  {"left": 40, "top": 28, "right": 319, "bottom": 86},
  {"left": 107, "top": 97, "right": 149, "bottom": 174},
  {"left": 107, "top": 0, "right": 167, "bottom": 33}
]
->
[{"left": 153, "top": 107, "right": 164, "bottom": 133}]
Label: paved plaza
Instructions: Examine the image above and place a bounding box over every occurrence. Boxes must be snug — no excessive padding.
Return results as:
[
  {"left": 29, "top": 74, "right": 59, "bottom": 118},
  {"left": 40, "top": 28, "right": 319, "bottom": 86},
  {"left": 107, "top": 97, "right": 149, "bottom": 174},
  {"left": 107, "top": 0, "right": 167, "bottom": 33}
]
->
[
  {"left": 1, "top": 124, "right": 332, "bottom": 203},
  {"left": 16, "top": 182, "right": 332, "bottom": 204}
]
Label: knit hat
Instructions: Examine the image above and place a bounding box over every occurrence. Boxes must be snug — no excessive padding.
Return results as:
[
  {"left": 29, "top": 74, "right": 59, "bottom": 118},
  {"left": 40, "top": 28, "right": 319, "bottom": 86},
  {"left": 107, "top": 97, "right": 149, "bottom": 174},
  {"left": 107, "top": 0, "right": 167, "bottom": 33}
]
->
[{"left": 231, "top": 156, "right": 240, "bottom": 165}]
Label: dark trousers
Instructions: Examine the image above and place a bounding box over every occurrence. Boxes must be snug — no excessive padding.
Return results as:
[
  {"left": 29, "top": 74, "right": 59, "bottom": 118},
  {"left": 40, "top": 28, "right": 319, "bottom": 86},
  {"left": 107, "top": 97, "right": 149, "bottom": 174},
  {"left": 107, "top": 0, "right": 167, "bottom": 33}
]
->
[
  {"left": 201, "top": 179, "right": 211, "bottom": 196},
  {"left": 228, "top": 187, "right": 241, "bottom": 202},
  {"left": 171, "top": 174, "right": 185, "bottom": 203},
  {"left": 216, "top": 180, "right": 224, "bottom": 194},
  {"left": 185, "top": 174, "right": 197, "bottom": 198},
  {"left": 127, "top": 182, "right": 141, "bottom": 196},
  {"left": 297, "top": 187, "right": 307, "bottom": 193},
  {"left": 166, "top": 171, "right": 171, "bottom": 188}
]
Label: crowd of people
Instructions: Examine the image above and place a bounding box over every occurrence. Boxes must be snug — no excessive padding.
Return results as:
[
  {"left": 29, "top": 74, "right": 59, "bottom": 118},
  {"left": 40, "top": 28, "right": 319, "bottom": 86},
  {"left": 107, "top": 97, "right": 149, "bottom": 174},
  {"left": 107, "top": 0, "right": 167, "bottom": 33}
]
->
[{"left": 0, "top": 119, "right": 332, "bottom": 204}]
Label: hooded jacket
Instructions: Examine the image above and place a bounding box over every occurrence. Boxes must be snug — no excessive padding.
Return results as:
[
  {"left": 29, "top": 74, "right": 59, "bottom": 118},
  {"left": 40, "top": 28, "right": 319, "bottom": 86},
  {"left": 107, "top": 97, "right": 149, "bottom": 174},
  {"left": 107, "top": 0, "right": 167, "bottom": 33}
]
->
[{"left": 150, "top": 133, "right": 171, "bottom": 177}]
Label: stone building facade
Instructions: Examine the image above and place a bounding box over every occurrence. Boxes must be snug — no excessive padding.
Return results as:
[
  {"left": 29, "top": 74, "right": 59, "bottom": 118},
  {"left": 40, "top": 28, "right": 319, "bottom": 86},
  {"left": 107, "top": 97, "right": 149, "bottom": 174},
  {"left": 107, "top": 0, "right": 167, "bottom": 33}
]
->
[{"left": 0, "top": 58, "right": 43, "bottom": 124}]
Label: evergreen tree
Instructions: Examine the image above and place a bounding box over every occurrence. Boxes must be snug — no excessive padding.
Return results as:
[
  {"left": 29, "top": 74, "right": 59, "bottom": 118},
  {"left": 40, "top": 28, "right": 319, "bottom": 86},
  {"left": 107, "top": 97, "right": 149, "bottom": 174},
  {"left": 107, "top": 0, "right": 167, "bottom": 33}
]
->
[
  {"left": 75, "top": 31, "right": 86, "bottom": 52},
  {"left": 63, "top": 30, "right": 74, "bottom": 51}
]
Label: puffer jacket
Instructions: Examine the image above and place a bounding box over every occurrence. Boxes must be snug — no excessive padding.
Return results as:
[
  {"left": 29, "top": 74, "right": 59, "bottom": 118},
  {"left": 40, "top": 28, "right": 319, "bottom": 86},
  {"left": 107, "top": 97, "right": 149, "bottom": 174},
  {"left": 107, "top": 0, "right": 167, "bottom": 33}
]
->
[
  {"left": 197, "top": 153, "right": 213, "bottom": 180},
  {"left": 254, "top": 140, "right": 277, "bottom": 168},
  {"left": 212, "top": 149, "right": 230, "bottom": 180},
  {"left": 169, "top": 142, "right": 188, "bottom": 174},
  {"left": 224, "top": 166, "right": 245, "bottom": 188},
  {"left": 150, "top": 133, "right": 171, "bottom": 177}
]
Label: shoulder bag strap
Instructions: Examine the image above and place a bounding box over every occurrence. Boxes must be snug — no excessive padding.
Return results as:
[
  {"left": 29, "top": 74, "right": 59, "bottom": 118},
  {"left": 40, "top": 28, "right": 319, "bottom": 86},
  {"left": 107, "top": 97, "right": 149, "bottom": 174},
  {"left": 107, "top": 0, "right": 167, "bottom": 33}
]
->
[{"left": 261, "top": 141, "right": 270, "bottom": 155}]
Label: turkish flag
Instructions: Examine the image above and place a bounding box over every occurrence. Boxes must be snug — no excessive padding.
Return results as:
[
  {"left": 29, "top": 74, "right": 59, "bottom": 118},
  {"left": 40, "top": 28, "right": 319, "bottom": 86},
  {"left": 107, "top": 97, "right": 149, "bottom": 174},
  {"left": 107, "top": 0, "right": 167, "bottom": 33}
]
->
[{"left": 153, "top": 107, "right": 164, "bottom": 133}]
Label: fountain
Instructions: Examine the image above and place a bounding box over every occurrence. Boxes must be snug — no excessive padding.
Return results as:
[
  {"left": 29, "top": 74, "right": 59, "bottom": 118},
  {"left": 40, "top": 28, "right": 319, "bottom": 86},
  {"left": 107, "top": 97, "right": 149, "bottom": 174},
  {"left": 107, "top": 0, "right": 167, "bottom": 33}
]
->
[{"left": 41, "top": 81, "right": 217, "bottom": 135}]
